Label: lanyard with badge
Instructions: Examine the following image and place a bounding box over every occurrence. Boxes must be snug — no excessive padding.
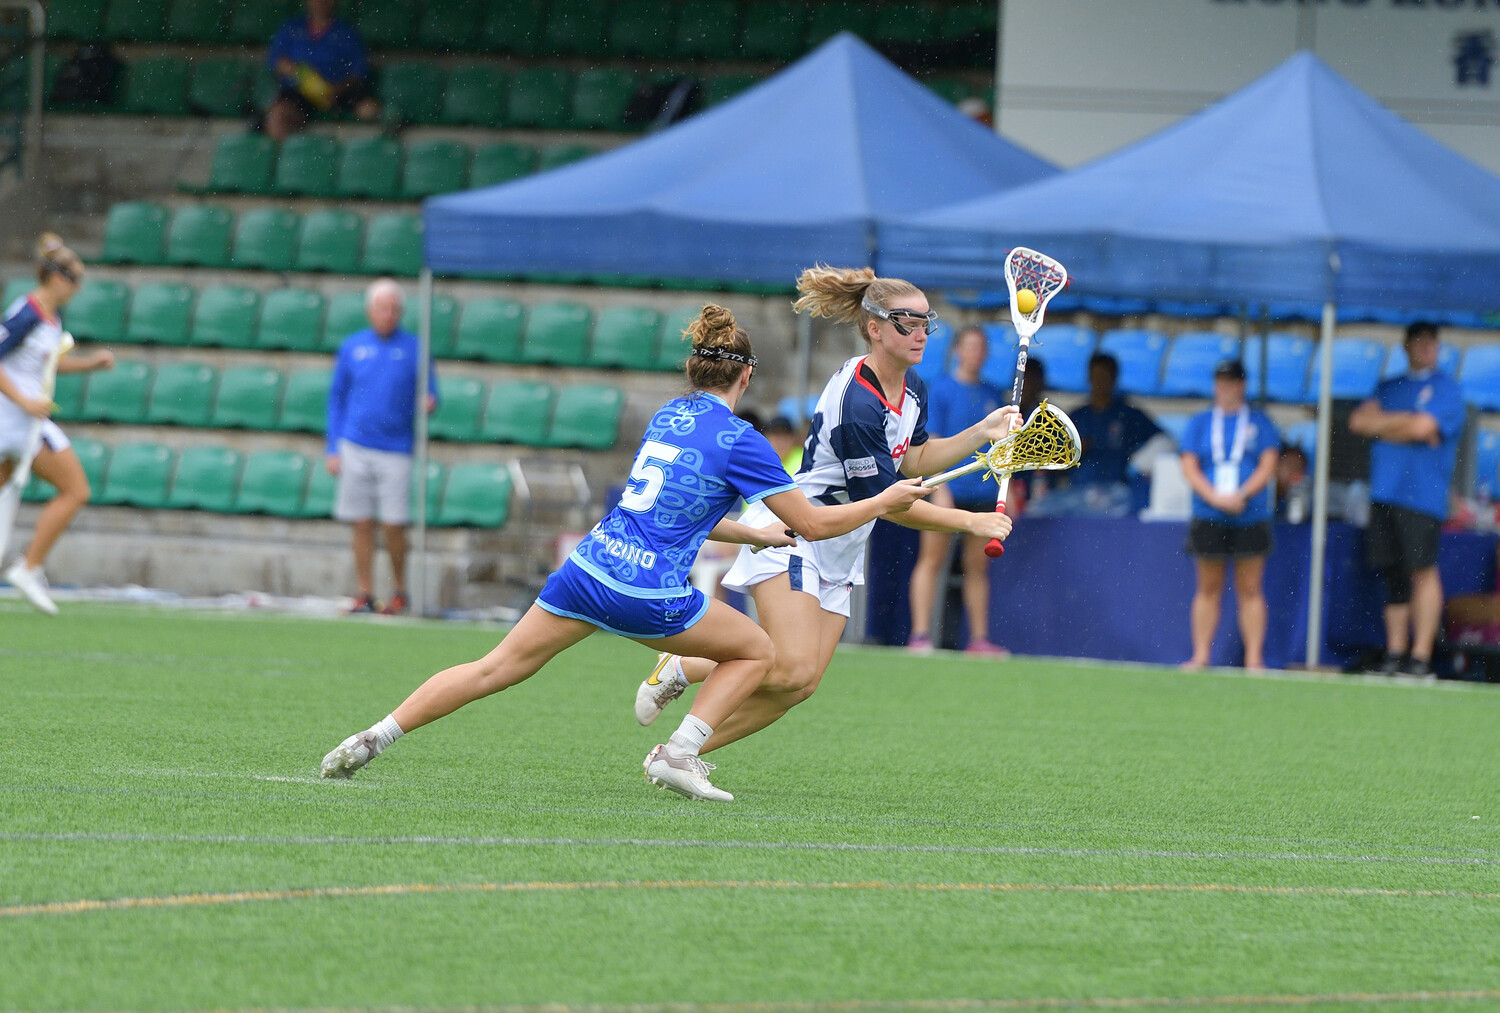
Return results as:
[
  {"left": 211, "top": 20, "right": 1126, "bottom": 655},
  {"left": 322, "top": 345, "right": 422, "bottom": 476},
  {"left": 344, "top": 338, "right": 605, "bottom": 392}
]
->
[{"left": 1210, "top": 405, "right": 1249, "bottom": 495}]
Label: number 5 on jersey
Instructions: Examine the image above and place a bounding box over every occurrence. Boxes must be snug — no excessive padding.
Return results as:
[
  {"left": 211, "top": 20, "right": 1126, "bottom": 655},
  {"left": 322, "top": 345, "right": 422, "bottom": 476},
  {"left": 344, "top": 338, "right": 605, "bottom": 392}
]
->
[{"left": 619, "top": 440, "right": 683, "bottom": 512}]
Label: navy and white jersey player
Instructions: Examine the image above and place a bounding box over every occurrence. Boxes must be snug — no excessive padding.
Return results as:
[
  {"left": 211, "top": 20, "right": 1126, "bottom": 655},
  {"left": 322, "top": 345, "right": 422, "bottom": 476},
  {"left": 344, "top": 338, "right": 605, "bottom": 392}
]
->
[
  {"left": 319, "top": 304, "right": 930, "bottom": 802},
  {"left": 639, "top": 266, "right": 1019, "bottom": 756},
  {"left": 0, "top": 234, "right": 114, "bottom": 615}
]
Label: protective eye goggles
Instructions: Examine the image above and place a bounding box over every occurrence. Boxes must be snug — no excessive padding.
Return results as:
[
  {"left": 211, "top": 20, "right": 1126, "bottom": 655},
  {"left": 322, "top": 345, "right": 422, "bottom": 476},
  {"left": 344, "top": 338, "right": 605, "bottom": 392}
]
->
[{"left": 862, "top": 295, "right": 938, "bottom": 336}]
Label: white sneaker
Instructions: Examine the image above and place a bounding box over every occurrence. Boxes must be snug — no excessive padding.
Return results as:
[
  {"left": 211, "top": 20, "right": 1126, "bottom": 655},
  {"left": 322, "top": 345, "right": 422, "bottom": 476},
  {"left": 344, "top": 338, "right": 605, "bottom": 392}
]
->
[
  {"left": 320, "top": 730, "right": 381, "bottom": 779},
  {"left": 643, "top": 743, "right": 733, "bottom": 802},
  {"left": 5, "top": 561, "right": 57, "bottom": 616},
  {"left": 635, "top": 653, "right": 686, "bottom": 726}
]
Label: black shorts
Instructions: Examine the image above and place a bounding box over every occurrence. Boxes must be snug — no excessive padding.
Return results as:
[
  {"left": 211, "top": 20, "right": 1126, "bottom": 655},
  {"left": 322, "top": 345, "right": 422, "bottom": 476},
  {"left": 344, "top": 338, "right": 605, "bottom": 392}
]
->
[
  {"left": 1186, "top": 519, "right": 1272, "bottom": 560},
  {"left": 276, "top": 76, "right": 375, "bottom": 116},
  {"left": 1366, "top": 501, "right": 1441, "bottom": 573}
]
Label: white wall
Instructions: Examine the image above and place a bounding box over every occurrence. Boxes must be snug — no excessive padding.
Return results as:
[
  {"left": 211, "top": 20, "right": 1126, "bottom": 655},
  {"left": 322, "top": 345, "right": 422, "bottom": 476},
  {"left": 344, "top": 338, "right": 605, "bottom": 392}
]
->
[{"left": 998, "top": 0, "right": 1500, "bottom": 171}]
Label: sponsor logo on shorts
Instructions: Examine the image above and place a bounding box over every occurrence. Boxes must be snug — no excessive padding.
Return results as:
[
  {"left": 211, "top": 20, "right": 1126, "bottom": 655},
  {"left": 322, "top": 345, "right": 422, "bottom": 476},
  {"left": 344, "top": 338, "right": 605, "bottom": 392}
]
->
[{"left": 845, "top": 456, "right": 878, "bottom": 479}]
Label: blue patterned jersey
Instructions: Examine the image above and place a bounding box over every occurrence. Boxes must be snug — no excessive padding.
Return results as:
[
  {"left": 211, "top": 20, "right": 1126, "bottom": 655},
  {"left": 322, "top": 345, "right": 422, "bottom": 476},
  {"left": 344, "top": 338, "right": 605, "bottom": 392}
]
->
[{"left": 568, "top": 392, "right": 797, "bottom": 597}]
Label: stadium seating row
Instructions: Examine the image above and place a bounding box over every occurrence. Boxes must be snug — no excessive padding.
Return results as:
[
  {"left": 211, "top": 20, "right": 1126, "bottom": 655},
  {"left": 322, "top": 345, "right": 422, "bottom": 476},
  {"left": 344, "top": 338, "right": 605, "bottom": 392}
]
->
[
  {"left": 24, "top": 437, "right": 513, "bottom": 527},
  {"left": 45, "top": 0, "right": 996, "bottom": 66},
  {"left": 185, "top": 135, "right": 597, "bottom": 200},
  {"left": 49, "top": 363, "right": 625, "bottom": 450},
  {"left": 4, "top": 277, "right": 695, "bottom": 371},
  {"left": 915, "top": 323, "right": 1500, "bottom": 411}
]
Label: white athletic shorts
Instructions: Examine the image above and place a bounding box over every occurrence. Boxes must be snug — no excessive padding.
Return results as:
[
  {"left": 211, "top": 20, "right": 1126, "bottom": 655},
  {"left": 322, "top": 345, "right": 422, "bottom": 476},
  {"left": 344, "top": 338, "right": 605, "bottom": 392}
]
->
[
  {"left": 0, "top": 404, "right": 67, "bottom": 463},
  {"left": 721, "top": 543, "right": 854, "bottom": 617},
  {"left": 334, "top": 438, "right": 412, "bottom": 525}
]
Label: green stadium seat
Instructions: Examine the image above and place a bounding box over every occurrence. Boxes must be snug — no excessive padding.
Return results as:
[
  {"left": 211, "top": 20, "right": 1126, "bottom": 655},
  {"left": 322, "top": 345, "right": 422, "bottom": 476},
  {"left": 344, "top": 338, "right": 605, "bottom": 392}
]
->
[
  {"left": 544, "top": 0, "right": 609, "bottom": 56},
  {"left": 165, "top": 445, "right": 242, "bottom": 512},
  {"left": 608, "top": 0, "right": 677, "bottom": 59},
  {"left": 335, "top": 136, "right": 402, "bottom": 200},
  {"left": 925, "top": 76, "right": 971, "bottom": 106},
  {"left": 231, "top": 207, "right": 300, "bottom": 271},
  {"left": 59, "top": 440, "right": 108, "bottom": 503},
  {"left": 227, "top": 0, "right": 294, "bottom": 43},
  {"left": 166, "top": 0, "right": 224, "bottom": 42},
  {"left": 52, "top": 372, "right": 88, "bottom": 422},
  {"left": 434, "top": 462, "right": 511, "bottom": 527},
  {"left": 481, "top": 0, "right": 547, "bottom": 54},
  {"left": 105, "top": 0, "right": 168, "bottom": 41},
  {"left": 361, "top": 213, "right": 423, "bottom": 276},
  {"left": 453, "top": 298, "right": 523, "bottom": 361},
  {"left": 96, "top": 442, "right": 173, "bottom": 508},
  {"left": 571, "top": 69, "right": 636, "bottom": 130},
  {"left": 211, "top": 365, "right": 284, "bottom": 430},
  {"left": 145, "top": 362, "right": 217, "bottom": 426},
  {"left": 64, "top": 281, "right": 129, "bottom": 343},
  {"left": 257, "top": 288, "right": 326, "bottom": 352},
  {"left": 401, "top": 140, "right": 468, "bottom": 200},
  {"left": 804, "top": 1, "right": 870, "bottom": 46},
  {"left": 356, "top": 3, "right": 416, "bottom": 48},
  {"left": 380, "top": 63, "right": 445, "bottom": 124},
  {"left": 190, "top": 285, "right": 260, "bottom": 349},
  {"left": 546, "top": 384, "right": 623, "bottom": 449},
  {"left": 507, "top": 67, "right": 572, "bottom": 128},
  {"left": 119, "top": 57, "right": 189, "bottom": 115},
  {"left": 440, "top": 65, "right": 506, "bottom": 127},
  {"left": 322, "top": 291, "right": 368, "bottom": 351},
  {"left": 480, "top": 380, "right": 552, "bottom": 445},
  {"left": 195, "top": 133, "right": 275, "bottom": 195},
  {"left": 873, "top": 2, "right": 941, "bottom": 46},
  {"left": 536, "top": 143, "right": 594, "bottom": 173},
  {"left": 654, "top": 307, "right": 698, "bottom": 371},
  {"left": 46, "top": 0, "right": 105, "bottom": 40},
  {"left": 412, "top": 460, "right": 445, "bottom": 521},
  {"left": 78, "top": 360, "right": 152, "bottom": 423},
  {"left": 590, "top": 306, "right": 662, "bottom": 370},
  {"left": 742, "top": 0, "right": 806, "bottom": 60},
  {"left": 187, "top": 57, "right": 250, "bottom": 117},
  {"left": 99, "top": 201, "right": 168, "bottom": 265},
  {"left": 401, "top": 293, "right": 458, "bottom": 356},
  {"left": 298, "top": 463, "right": 336, "bottom": 518},
  {"left": 2, "top": 277, "right": 30, "bottom": 309},
  {"left": 674, "top": 0, "right": 740, "bottom": 58},
  {"left": 428, "top": 376, "right": 484, "bottom": 442},
  {"left": 295, "top": 209, "right": 363, "bottom": 272},
  {"left": 520, "top": 301, "right": 591, "bottom": 365},
  {"left": 233, "top": 450, "right": 309, "bottom": 516},
  {"left": 125, "top": 282, "right": 194, "bottom": 345},
  {"left": 274, "top": 134, "right": 339, "bottom": 197},
  {"left": 277, "top": 368, "right": 332, "bottom": 433},
  {"left": 701, "top": 73, "right": 759, "bottom": 107},
  {"left": 163, "top": 204, "right": 233, "bottom": 267},
  {"left": 417, "top": 0, "right": 481, "bottom": 53},
  {"left": 470, "top": 142, "right": 536, "bottom": 188}
]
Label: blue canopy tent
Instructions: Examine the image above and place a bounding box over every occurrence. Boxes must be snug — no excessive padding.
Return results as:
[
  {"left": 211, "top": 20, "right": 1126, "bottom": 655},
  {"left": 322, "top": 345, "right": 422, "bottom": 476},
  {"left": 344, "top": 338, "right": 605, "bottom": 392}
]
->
[
  {"left": 423, "top": 33, "right": 1056, "bottom": 286},
  {"left": 881, "top": 52, "right": 1500, "bottom": 666},
  {"left": 407, "top": 33, "right": 1057, "bottom": 615}
]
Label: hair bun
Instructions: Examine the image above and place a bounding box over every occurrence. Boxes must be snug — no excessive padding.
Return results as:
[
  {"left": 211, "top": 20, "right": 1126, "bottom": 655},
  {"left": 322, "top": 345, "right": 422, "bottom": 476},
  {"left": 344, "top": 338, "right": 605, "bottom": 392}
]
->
[
  {"left": 37, "top": 232, "right": 65, "bottom": 258},
  {"left": 687, "top": 303, "right": 738, "bottom": 348}
]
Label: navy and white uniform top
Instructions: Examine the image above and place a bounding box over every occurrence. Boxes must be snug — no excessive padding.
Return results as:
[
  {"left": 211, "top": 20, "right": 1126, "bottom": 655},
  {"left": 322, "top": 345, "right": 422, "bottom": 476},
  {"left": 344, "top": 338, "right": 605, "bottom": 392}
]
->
[
  {"left": 0, "top": 296, "right": 68, "bottom": 403},
  {"left": 739, "top": 355, "right": 930, "bottom": 586},
  {"left": 568, "top": 391, "right": 796, "bottom": 598}
]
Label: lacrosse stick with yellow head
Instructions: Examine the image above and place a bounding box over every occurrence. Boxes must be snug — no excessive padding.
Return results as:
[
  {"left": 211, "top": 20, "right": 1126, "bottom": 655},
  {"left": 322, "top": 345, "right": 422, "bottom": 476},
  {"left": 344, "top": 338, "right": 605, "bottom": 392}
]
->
[{"left": 921, "top": 399, "right": 1082, "bottom": 494}]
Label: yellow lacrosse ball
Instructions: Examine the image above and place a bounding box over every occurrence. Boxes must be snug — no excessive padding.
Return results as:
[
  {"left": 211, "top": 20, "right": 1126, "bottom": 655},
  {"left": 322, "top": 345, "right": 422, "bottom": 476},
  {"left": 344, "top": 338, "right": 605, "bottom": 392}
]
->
[{"left": 1015, "top": 288, "right": 1038, "bottom": 314}]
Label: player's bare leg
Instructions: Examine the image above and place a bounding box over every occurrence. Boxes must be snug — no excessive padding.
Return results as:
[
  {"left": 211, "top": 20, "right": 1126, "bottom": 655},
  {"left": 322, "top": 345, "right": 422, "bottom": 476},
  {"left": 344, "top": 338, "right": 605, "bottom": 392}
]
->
[
  {"left": 1185, "top": 558, "right": 1226, "bottom": 669},
  {"left": 1233, "top": 555, "right": 1267, "bottom": 670},
  {"left": 1408, "top": 565, "right": 1444, "bottom": 666}
]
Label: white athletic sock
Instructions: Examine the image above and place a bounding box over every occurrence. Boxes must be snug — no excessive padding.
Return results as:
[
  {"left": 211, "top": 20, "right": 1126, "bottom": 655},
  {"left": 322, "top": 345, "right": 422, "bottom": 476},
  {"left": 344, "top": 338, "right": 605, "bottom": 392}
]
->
[
  {"left": 669, "top": 656, "right": 688, "bottom": 687},
  {"left": 666, "top": 714, "right": 712, "bottom": 758},
  {"left": 371, "top": 714, "right": 404, "bottom": 752}
]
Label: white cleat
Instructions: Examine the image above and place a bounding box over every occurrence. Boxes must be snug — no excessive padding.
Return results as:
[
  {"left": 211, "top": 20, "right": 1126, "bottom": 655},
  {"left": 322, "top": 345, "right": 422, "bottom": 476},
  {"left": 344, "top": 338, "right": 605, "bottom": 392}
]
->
[
  {"left": 320, "top": 730, "right": 380, "bottom": 779},
  {"left": 643, "top": 743, "right": 733, "bottom": 802},
  {"left": 5, "top": 561, "right": 58, "bottom": 615},
  {"left": 635, "top": 653, "right": 686, "bottom": 726}
]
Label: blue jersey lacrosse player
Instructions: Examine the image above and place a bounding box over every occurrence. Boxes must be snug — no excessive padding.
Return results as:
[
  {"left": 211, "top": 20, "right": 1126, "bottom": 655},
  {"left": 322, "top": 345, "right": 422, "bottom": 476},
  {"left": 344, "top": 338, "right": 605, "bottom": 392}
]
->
[{"left": 319, "top": 304, "right": 931, "bottom": 801}]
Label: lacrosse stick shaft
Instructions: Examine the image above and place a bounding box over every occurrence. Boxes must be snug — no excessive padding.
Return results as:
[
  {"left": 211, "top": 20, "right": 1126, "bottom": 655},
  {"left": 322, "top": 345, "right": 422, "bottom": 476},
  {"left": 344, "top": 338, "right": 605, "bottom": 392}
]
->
[
  {"left": 921, "top": 456, "right": 990, "bottom": 489},
  {"left": 985, "top": 334, "right": 1031, "bottom": 558}
]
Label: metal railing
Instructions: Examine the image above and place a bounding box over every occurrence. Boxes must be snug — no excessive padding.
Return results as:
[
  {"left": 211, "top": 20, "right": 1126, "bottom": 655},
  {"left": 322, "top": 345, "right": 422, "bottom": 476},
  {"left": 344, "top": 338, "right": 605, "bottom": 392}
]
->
[{"left": 0, "top": 0, "right": 42, "bottom": 184}]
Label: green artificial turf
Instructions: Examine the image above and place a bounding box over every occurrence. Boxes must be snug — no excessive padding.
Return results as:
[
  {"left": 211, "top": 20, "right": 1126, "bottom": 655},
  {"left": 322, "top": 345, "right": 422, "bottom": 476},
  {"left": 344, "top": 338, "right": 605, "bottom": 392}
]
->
[{"left": 4, "top": 601, "right": 1500, "bottom": 1011}]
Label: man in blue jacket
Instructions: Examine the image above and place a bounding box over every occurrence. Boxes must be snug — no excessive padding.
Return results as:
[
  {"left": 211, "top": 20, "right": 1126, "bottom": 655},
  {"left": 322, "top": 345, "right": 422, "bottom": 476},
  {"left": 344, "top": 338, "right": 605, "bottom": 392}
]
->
[
  {"left": 327, "top": 279, "right": 437, "bottom": 615},
  {"left": 1349, "top": 322, "right": 1466, "bottom": 678}
]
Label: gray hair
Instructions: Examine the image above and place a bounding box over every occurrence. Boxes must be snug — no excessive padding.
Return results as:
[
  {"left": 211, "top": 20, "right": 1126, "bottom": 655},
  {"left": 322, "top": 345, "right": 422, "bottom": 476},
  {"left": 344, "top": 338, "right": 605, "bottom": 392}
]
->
[{"left": 365, "top": 277, "right": 404, "bottom": 309}]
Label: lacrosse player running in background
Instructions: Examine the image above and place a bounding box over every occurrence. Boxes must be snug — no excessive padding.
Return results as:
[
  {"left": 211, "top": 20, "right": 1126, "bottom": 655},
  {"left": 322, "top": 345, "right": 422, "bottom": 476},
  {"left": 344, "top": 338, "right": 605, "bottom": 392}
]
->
[
  {"left": 0, "top": 234, "right": 114, "bottom": 615},
  {"left": 638, "top": 266, "right": 1018, "bottom": 752}
]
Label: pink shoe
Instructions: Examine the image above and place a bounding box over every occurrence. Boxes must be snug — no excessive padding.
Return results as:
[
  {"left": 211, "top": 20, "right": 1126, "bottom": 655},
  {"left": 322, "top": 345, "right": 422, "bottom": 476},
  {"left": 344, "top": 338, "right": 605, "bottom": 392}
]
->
[
  {"left": 907, "top": 633, "right": 934, "bottom": 654},
  {"left": 964, "top": 639, "right": 1010, "bottom": 658}
]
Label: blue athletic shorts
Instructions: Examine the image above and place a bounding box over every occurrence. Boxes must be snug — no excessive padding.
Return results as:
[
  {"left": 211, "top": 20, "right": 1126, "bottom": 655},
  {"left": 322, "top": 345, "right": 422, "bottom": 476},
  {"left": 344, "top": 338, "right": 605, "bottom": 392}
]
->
[{"left": 535, "top": 558, "right": 711, "bottom": 639}]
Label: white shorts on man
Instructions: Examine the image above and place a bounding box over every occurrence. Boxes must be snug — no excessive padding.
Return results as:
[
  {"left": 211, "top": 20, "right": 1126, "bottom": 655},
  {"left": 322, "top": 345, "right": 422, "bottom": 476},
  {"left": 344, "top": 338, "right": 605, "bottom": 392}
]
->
[{"left": 333, "top": 438, "right": 411, "bottom": 525}]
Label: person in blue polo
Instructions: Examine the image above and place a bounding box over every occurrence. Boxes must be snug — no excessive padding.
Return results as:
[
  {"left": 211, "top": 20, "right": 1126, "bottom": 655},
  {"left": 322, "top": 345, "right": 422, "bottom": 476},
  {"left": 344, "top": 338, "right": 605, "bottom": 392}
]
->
[
  {"left": 1179, "top": 359, "right": 1281, "bottom": 670},
  {"left": 1349, "top": 322, "right": 1466, "bottom": 678}
]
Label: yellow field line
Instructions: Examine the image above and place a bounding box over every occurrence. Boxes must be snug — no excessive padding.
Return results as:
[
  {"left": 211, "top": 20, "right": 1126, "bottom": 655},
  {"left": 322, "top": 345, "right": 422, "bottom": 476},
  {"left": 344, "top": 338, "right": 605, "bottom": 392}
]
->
[{"left": 6, "top": 878, "right": 1500, "bottom": 920}]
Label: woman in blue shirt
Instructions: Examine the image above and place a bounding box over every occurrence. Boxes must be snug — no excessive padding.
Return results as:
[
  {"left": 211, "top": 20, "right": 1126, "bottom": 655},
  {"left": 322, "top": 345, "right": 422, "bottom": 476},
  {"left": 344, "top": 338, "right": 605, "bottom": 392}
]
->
[
  {"left": 1179, "top": 359, "right": 1280, "bottom": 670},
  {"left": 319, "top": 305, "right": 930, "bottom": 802}
]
